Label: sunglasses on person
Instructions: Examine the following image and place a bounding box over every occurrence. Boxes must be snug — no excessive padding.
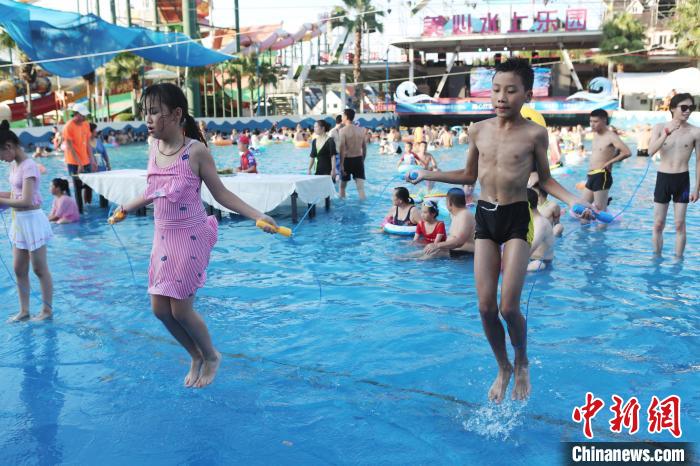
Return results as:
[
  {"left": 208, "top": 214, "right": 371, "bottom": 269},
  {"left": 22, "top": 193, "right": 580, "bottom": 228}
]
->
[{"left": 676, "top": 104, "right": 697, "bottom": 113}]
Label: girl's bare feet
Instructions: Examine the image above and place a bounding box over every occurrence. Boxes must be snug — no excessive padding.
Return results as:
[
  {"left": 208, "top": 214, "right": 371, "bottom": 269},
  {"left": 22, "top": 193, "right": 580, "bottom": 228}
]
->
[
  {"left": 194, "top": 352, "right": 221, "bottom": 388},
  {"left": 184, "top": 357, "right": 204, "bottom": 387},
  {"left": 8, "top": 311, "right": 30, "bottom": 323},
  {"left": 31, "top": 309, "right": 53, "bottom": 322}
]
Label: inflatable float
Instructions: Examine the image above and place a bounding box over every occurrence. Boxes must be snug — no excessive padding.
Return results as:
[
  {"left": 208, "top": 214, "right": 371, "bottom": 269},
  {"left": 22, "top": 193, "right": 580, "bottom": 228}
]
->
[
  {"left": 383, "top": 223, "right": 417, "bottom": 236},
  {"left": 293, "top": 140, "right": 310, "bottom": 149}
]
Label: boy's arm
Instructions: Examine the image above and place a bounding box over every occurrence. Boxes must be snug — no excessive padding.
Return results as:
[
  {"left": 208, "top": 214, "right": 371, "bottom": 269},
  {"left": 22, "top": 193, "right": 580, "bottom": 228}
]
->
[
  {"left": 691, "top": 130, "right": 700, "bottom": 202},
  {"left": 413, "top": 130, "right": 478, "bottom": 185},
  {"left": 529, "top": 220, "right": 545, "bottom": 256},
  {"left": 604, "top": 132, "right": 632, "bottom": 167},
  {"left": 338, "top": 129, "right": 346, "bottom": 169},
  {"left": 535, "top": 127, "right": 592, "bottom": 212},
  {"left": 649, "top": 121, "right": 680, "bottom": 156}
]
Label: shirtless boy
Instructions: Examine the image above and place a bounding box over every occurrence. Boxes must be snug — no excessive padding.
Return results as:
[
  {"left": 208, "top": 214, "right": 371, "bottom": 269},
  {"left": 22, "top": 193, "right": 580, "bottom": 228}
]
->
[
  {"left": 338, "top": 109, "right": 367, "bottom": 200},
  {"left": 526, "top": 188, "right": 554, "bottom": 272},
  {"left": 411, "top": 58, "right": 591, "bottom": 402},
  {"left": 648, "top": 93, "right": 700, "bottom": 257},
  {"left": 584, "top": 109, "right": 631, "bottom": 212}
]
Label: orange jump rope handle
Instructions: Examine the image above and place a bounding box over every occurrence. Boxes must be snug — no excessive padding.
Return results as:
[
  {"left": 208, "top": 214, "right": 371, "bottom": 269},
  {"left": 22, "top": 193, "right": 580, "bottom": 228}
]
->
[{"left": 256, "top": 219, "right": 292, "bottom": 237}]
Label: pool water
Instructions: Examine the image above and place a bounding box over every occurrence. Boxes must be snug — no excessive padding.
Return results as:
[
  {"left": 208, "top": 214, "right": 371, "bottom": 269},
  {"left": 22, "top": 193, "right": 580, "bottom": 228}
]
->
[{"left": 0, "top": 139, "right": 698, "bottom": 465}]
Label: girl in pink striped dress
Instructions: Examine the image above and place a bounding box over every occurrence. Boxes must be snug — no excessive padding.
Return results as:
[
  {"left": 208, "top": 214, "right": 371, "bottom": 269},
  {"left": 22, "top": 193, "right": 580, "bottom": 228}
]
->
[{"left": 117, "top": 84, "right": 278, "bottom": 388}]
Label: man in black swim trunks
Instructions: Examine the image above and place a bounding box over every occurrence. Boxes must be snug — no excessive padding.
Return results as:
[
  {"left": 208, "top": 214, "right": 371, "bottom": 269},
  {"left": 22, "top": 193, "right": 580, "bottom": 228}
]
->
[
  {"left": 411, "top": 58, "right": 592, "bottom": 403},
  {"left": 648, "top": 93, "right": 700, "bottom": 257},
  {"left": 338, "top": 109, "right": 367, "bottom": 200},
  {"left": 584, "top": 109, "right": 631, "bottom": 214}
]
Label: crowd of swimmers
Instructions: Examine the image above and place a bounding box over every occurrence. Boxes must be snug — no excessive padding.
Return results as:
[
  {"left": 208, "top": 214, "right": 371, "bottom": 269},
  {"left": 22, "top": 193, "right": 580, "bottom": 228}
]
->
[{"left": 1, "top": 58, "right": 698, "bottom": 402}]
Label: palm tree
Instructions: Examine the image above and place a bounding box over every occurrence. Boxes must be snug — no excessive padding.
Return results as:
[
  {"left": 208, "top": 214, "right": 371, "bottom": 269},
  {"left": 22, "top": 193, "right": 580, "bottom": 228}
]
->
[
  {"left": 82, "top": 71, "right": 96, "bottom": 116},
  {"left": 672, "top": 0, "right": 700, "bottom": 66},
  {"left": 597, "top": 13, "right": 646, "bottom": 75},
  {"left": 105, "top": 52, "right": 144, "bottom": 117},
  {"left": 0, "top": 30, "right": 15, "bottom": 79},
  {"left": 257, "top": 61, "right": 278, "bottom": 116},
  {"left": 332, "top": 0, "right": 384, "bottom": 109},
  {"left": 19, "top": 52, "right": 36, "bottom": 124}
]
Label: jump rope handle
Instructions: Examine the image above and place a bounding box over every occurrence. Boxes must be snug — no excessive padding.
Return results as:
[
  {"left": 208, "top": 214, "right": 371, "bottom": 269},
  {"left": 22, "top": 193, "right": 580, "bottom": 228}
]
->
[
  {"left": 108, "top": 207, "right": 127, "bottom": 225},
  {"left": 572, "top": 204, "right": 614, "bottom": 224},
  {"left": 256, "top": 219, "right": 292, "bottom": 237}
]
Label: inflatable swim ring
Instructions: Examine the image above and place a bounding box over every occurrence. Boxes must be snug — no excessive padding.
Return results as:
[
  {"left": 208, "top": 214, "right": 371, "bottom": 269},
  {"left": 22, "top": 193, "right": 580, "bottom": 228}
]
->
[
  {"left": 521, "top": 106, "right": 546, "bottom": 127},
  {"left": 213, "top": 139, "right": 233, "bottom": 146},
  {"left": 294, "top": 140, "right": 310, "bottom": 149},
  {"left": 397, "top": 163, "right": 419, "bottom": 173},
  {"left": 383, "top": 223, "right": 417, "bottom": 236}
]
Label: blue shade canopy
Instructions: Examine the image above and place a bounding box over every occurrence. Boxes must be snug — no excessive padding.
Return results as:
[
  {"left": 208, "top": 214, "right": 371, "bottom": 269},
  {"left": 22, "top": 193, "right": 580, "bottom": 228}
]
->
[{"left": 0, "top": 0, "right": 232, "bottom": 77}]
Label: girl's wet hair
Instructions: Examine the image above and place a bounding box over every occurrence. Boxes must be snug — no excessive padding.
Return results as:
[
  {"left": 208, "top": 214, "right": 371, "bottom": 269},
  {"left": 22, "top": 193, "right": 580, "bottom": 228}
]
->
[
  {"left": 394, "top": 186, "right": 414, "bottom": 204},
  {"left": 0, "top": 120, "right": 20, "bottom": 146},
  {"left": 52, "top": 178, "right": 71, "bottom": 196},
  {"left": 424, "top": 200, "right": 439, "bottom": 217},
  {"left": 140, "top": 83, "right": 207, "bottom": 147}
]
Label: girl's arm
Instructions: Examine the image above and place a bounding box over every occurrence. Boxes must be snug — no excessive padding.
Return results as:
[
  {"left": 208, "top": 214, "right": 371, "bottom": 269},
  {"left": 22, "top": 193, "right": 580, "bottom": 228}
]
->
[
  {"left": 121, "top": 194, "right": 152, "bottom": 213},
  {"left": 0, "top": 177, "right": 38, "bottom": 209},
  {"left": 195, "top": 143, "right": 278, "bottom": 228},
  {"left": 433, "top": 233, "right": 445, "bottom": 243},
  {"left": 308, "top": 156, "right": 315, "bottom": 174}
]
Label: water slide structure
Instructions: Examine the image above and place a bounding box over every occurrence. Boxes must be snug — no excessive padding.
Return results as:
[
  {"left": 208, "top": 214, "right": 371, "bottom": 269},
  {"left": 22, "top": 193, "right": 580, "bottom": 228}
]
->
[{"left": 0, "top": 78, "right": 86, "bottom": 121}]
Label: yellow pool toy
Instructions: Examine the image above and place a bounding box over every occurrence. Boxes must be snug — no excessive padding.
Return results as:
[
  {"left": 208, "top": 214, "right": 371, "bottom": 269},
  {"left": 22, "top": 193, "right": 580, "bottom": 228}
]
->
[{"left": 520, "top": 106, "right": 546, "bottom": 127}]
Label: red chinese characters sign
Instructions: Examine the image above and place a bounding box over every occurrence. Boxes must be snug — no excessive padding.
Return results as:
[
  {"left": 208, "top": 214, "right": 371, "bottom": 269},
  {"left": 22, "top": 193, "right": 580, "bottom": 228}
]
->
[
  {"left": 572, "top": 394, "right": 683, "bottom": 440},
  {"left": 422, "top": 8, "right": 588, "bottom": 37}
]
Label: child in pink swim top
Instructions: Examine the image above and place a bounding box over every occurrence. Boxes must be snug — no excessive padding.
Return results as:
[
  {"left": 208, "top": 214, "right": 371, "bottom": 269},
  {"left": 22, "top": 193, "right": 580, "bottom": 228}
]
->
[
  {"left": 48, "top": 178, "right": 80, "bottom": 224},
  {"left": 117, "top": 83, "right": 279, "bottom": 389},
  {"left": 0, "top": 120, "right": 54, "bottom": 322}
]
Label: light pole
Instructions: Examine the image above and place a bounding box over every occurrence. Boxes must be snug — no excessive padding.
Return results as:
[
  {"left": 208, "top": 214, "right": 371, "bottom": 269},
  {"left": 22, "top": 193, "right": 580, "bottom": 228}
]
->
[
  {"left": 234, "top": 0, "right": 242, "bottom": 117},
  {"left": 385, "top": 48, "right": 390, "bottom": 111}
]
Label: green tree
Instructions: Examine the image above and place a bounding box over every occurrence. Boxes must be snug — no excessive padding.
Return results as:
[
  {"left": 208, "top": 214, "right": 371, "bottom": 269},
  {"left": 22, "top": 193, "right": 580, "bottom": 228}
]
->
[
  {"left": 105, "top": 52, "right": 144, "bottom": 117},
  {"left": 0, "top": 30, "right": 15, "bottom": 79},
  {"left": 332, "top": 0, "right": 384, "bottom": 109},
  {"left": 672, "top": 0, "right": 700, "bottom": 63},
  {"left": 19, "top": 52, "right": 36, "bottom": 124},
  {"left": 257, "top": 61, "right": 278, "bottom": 116},
  {"left": 598, "top": 13, "right": 646, "bottom": 74}
]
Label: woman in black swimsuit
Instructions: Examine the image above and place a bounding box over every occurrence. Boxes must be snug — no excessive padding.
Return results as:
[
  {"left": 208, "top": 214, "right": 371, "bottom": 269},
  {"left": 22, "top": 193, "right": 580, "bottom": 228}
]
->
[
  {"left": 307, "top": 120, "right": 337, "bottom": 181},
  {"left": 384, "top": 187, "right": 420, "bottom": 226}
]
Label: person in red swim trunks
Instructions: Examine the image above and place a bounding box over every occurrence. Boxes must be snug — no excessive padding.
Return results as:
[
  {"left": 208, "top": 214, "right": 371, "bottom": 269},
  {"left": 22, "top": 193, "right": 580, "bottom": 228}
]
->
[
  {"left": 413, "top": 200, "right": 446, "bottom": 244},
  {"left": 237, "top": 135, "right": 258, "bottom": 173}
]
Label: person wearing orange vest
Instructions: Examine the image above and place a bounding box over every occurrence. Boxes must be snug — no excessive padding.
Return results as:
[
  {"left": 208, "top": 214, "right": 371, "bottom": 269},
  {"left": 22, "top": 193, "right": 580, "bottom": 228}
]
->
[
  {"left": 62, "top": 103, "right": 96, "bottom": 210},
  {"left": 236, "top": 135, "right": 258, "bottom": 174}
]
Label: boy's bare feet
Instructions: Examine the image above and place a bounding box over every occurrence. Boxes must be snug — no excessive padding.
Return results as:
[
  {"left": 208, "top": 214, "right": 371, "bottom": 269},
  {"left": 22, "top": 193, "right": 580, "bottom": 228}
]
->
[
  {"left": 488, "top": 363, "right": 513, "bottom": 403},
  {"left": 184, "top": 357, "right": 204, "bottom": 388},
  {"left": 8, "top": 311, "right": 30, "bottom": 323},
  {"left": 512, "top": 362, "right": 531, "bottom": 401},
  {"left": 195, "top": 352, "right": 221, "bottom": 388},
  {"left": 31, "top": 310, "right": 53, "bottom": 322}
]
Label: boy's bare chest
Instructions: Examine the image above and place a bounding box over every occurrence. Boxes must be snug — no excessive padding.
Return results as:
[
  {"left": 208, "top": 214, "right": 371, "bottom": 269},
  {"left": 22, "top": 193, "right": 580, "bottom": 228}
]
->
[{"left": 477, "top": 135, "right": 534, "bottom": 166}]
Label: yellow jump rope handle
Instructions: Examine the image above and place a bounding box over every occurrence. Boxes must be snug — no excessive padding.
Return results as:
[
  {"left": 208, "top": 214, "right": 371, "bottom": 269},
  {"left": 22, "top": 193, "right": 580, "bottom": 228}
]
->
[
  {"left": 256, "top": 219, "right": 292, "bottom": 237},
  {"left": 108, "top": 209, "right": 127, "bottom": 225}
]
